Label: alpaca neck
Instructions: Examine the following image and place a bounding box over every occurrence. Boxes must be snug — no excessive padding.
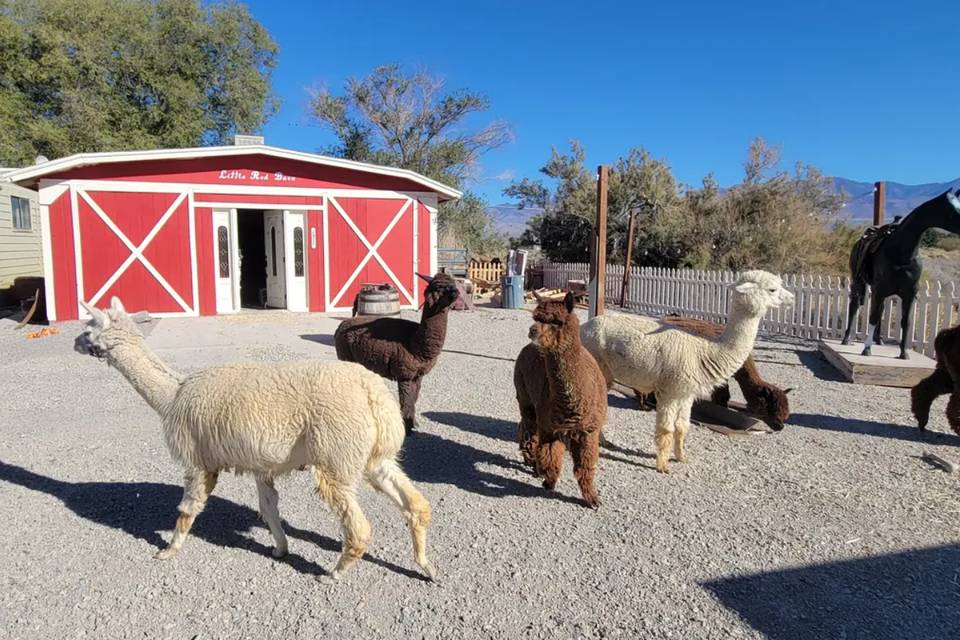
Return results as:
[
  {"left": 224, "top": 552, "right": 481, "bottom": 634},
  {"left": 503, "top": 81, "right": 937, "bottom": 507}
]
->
[
  {"left": 410, "top": 306, "right": 450, "bottom": 361},
  {"left": 107, "top": 337, "right": 182, "bottom": 416},
  {"left": 707, "top": 307, "right": 763, "bottom": 381},
  {"left": 541, "top": 329, "right": 584, "bottom": 407}
]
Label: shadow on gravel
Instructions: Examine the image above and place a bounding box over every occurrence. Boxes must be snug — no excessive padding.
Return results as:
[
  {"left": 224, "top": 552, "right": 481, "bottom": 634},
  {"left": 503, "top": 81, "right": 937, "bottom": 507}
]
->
[
  {"left": 423, "top": 411, "right": 515, "bottom": 442},
  {"left": 0, "top": 460, "right": 426, "bottom": 581},
  {"left": 300, "top": 333, "right": 337, "bottom": 347},
  {"left": 789, "top": 413, "right": 960, "bottom": 446},
  {"left": 411, "top": 414, "right": 584, "bottom": 507},
  {"left": 703, "top": 544, "right": 960, "bottom": 640},
  {"left": 795, "top": 349, "right": 848, "bottom": 382}
]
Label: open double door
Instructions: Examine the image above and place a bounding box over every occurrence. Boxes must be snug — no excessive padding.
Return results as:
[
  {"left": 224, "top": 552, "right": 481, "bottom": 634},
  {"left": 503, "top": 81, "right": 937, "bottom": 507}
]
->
[{"left": 212, "top": 209, "right": 307, "bottom": 313}]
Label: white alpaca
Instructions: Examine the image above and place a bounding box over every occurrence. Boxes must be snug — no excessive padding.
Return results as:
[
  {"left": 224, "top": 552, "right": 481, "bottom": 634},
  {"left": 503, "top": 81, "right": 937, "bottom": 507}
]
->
[
  {"left": 74, "top": 297, "right": 435, "bottom": 581},
  {"left": 580, "top": 270, "right": 794, "bottom": 474}
]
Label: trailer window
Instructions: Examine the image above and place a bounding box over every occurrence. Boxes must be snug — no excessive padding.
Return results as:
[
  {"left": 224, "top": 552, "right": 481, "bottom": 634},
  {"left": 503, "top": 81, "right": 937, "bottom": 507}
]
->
[{"left": 11, "top": 196, "right": 31, "bottom": 230}]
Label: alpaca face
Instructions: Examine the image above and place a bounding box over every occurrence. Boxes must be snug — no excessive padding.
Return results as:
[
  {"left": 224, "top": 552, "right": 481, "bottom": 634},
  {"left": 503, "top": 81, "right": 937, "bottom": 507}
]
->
[
  {"left": 749, "top": 386, "right": 791, "bottom": 431},
  {"left": 529, "top": 292, "right": 576, "bottom": 349},
  {"left": 74, "top": 297, "right": 144, "bottom": 358},
  {"left": 731, "top": 270, "right": 794, "bottom": 316},
  {"left": 420, "top": 273, "right": 460, "bottom": 310}
]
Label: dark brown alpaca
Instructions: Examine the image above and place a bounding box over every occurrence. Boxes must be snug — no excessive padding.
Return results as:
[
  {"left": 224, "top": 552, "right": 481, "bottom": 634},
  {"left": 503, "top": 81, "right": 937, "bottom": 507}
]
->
[
  {"left": 335, "top": 272, "right": 459, "bottom": 433},
  {"left": 514, "top": 292, "right": 607, "bottom": 508},
  {"left": 633, "top": 314, "right": 792, "bottom": 430},
  {"left": 911, "top": 324, "right": 960, "bottom": 434}
]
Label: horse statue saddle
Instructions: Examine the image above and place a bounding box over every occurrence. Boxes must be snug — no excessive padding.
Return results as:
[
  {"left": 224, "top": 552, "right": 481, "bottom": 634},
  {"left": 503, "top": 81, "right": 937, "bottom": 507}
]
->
[{"left": 852, "top": 219, "right": 901, "bottom": 280}]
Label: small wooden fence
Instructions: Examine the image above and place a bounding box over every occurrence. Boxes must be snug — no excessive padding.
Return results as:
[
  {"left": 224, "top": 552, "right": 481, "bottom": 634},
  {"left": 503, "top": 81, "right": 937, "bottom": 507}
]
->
[
  {"left": 542, "top": 262, "right": 960, "bottom": 358},
  {"left": 468, "top": 261, "right": 504, "bottom": 284}
]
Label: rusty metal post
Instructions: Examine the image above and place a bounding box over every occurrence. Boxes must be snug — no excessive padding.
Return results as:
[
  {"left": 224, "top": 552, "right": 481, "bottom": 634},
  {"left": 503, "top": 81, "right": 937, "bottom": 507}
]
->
[
  {"left": 873, "top": 181, "right": 885, "bottom": 226},
  {"left": 588, "top": 165, "right": 609, "bottom": 318},
  {"left": 619, "top": 209, "right": 637, "bottom": 307}
]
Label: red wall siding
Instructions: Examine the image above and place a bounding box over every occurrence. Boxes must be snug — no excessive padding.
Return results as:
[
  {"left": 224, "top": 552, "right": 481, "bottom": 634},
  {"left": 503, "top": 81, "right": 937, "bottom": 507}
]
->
[
  {"left": 49, "top": 190, "right": 78, "bottom": 320},
  {"left": 307, "top": 209, "right": 324, "bottom": 312},
  {"left": 50, "top": 155, "right": 431, "bottom": 193},
  {"left": 194, "top": 207, "right": 216, "bottom": 316}
]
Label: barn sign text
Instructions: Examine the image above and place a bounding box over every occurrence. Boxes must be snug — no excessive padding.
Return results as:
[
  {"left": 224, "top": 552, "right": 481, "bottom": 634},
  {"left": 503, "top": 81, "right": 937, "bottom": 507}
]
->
[{"left": 217, "top": 169, "right": 296, "bottom": 183}]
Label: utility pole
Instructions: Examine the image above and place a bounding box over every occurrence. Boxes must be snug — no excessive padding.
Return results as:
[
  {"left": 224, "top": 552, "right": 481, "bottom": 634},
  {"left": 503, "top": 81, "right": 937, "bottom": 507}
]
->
[
  {"left": 588, "top": 165, "right": 609, "bottom": 318},
  {"left": 619, "top": 208, "right": 637, "bottom": 307},
  {"left": 873, "top": 181, "right": 886, "bottom": 226}
]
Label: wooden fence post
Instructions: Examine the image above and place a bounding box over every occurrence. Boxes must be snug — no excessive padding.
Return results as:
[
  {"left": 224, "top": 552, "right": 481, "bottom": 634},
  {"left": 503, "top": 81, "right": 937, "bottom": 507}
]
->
[
  {"left": 874, "top": 181, "right": 885, "bottom": 226},
  {"left": 619, "top": 209, "right": 637, "bottom": 307},
  {"left": 589, "top": 165, "right": 609, "bottom": 318}
]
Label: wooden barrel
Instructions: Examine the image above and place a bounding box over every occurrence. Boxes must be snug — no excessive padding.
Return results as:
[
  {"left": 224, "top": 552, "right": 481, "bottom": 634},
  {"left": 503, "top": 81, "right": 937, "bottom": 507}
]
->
[{"left": 353, "top": 284, "right": 400, "bottom": 317}]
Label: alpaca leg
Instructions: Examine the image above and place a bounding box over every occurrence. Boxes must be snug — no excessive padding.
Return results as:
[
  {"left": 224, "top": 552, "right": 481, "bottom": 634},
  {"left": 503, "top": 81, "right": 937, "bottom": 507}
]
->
[
  {"left": 635, "top": 389, "right": 656, "bottom": 410},
  {"left": 255, "top": 478, "right": 288, "bottom": 558},
  {"left": 314, "top": 472, "right": 371, "bottom": 581},
  {"left": 654, "top": 400, "right": 681, "bottom": 474},
  {"left": 912, "top": 367, "right": 952, "bottom": 429},
  {"left": 517, "top": 403, "right": 539, "bottom": 469},
  {"left": 569, "top": 431, "right": 601, "bottom": 509},
  {"left": 711, "top": 383, "right": 731, "bottom": 408},
  {"left": 398, "top": 378, "right": 422, "bottom": 433},
  {"left": 535, "top": 439, "right": 566, "bottom": 490},
  {"left": 673, "top": 397, "right": 695, "bottom": 464},
  {"left": 366, "top": 458, "right": 436, "bottom": 580},
  {"left": 156, "top": 469, "right": 218, "bottom": 560},
  {"left": 947, "top": 391, "right": 960, "bottom": 436}
]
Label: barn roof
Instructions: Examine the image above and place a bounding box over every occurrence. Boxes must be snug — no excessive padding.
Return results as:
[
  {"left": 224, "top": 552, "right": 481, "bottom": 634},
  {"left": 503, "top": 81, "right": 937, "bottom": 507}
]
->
[{"left": 1, "top": 144, "right": 462, "bottom": 200}]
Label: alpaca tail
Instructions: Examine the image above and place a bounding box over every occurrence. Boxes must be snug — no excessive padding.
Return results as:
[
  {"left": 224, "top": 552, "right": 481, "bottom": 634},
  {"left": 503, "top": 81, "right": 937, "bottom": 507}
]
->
[{"left": 361, "top": 372, "right": 406, "bottom": 468}]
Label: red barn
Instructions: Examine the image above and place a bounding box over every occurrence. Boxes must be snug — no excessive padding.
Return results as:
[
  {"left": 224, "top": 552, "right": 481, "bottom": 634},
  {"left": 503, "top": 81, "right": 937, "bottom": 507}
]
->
[{"left": 4, "top": 144, "right": 460, "bottom": 321}]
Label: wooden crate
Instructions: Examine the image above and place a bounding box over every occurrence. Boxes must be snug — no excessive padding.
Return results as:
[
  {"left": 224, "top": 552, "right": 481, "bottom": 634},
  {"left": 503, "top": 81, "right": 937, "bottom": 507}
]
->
[{"left": 818, "top": 339, "right": 936, "bottom": 387}]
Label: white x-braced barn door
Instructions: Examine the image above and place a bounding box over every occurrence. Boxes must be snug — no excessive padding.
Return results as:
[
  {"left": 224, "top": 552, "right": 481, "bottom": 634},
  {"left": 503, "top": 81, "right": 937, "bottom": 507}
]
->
[
  {"left": 73, "top": 188, "right": 197, "bottom": 316},
  {"left": 324, "top": 196, "right": 418, "bottom": 311}
]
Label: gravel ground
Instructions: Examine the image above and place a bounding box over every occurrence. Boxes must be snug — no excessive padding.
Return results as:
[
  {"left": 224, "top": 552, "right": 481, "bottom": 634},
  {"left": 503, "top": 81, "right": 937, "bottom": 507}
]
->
[{"left": 1, "top": 307, "right": 959, "bottom": 639}]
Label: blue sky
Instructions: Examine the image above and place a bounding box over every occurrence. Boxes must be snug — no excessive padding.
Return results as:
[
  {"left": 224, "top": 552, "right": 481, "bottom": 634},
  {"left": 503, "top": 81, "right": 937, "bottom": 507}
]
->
[{"left": 247, "top": 0, "right": 959, "bottom": 202}]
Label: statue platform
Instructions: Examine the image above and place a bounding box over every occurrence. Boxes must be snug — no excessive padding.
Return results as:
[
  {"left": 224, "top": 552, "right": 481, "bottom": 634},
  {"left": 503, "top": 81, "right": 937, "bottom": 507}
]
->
[{"left": 818, "top": 339, "right": 936, "bottom": 388}]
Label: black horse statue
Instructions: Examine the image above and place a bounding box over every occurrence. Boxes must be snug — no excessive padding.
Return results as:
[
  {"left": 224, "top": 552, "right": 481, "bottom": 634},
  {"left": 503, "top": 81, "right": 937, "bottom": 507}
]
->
[{"left": 842, "top": 189, "right": 960, "bottom": 359}]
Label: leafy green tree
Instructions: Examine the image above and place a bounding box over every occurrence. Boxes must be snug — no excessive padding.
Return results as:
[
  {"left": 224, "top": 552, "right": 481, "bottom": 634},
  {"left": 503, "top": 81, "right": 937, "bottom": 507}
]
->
[
  {"left": 309, "top": 64, "right": 511, "bottom": 256},
  {"left": 0, "top": 0, "right": 278, "bottom": 166},
  {"left": 509, "top": 138, "right": 846, "bottom": 273},
  {"left": 505, "top": 141, "right": 680, "bottom": 263}
]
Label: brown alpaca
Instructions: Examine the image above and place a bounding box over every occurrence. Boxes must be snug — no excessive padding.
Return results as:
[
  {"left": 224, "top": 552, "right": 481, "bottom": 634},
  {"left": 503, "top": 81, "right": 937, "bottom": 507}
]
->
[
  {"left": 335, "top": 273, "right": 460, "bottom": 433},
  {"left": 514, "top": 292, "right": 607, "bottom": 508},
  {"left": 911, "top": 324, "right": 960, "bottom": 434},
  {"left": 633, "top": 314, "right": 792, "bottom": 430}
]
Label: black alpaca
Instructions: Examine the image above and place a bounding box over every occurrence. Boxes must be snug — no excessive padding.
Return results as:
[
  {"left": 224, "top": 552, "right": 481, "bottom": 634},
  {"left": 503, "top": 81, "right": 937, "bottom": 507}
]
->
[{"left": 842, "top": 190, "right": 960, "bottom": 359}]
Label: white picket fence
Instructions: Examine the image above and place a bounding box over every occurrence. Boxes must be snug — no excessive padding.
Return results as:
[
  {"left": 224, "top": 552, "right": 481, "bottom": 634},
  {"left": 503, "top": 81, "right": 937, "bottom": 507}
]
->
[{"left": 542, "top": 262, "right": 960, "bottom": 358}]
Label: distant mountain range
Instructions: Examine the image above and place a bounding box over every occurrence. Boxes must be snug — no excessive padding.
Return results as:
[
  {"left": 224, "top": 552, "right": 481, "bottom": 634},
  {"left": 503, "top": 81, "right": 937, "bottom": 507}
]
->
[
  {"left": 487, "top": 177, "right": 960, "bottom": 236},
  {"left": 831, "top": 177, "right": 960, "bottom": 222}
]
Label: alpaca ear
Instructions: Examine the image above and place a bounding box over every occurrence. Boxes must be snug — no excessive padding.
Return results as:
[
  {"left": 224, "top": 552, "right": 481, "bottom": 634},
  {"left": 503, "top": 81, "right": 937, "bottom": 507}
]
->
[
  {"left": 734, "top": 281, "right": 758, "bottom": 294},
  {"left": 130, "top": 311, "right": 153, "bottom": 324},
  {"left": 532, "top": 290, "right": 544, "bottom": 302},
  {"left": 563, "top": 291, "right": 575, "bottom": 313},
  {"left": 784, "top": 387, "right": 794, "bottom": 395},
  {"left": 110, "top": 296, "right": 126, "bottom": 314},
  {"left": 81, "top": 300, "right": 107, "bottom": 326},
  {"left": 417, "top": 273, "right": 434, "bottom": 284}
]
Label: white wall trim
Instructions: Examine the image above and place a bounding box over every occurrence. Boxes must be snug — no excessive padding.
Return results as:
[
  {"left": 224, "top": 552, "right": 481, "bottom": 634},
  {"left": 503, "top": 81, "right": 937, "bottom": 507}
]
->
[
  {"left": 188, "top": 192, "right": 199, "bottom": 315},
  {"left": 412, "top": 200, "right": 419, "bottom": 308},
  {"left": 70, "top": 186, "right": 84, "bottom": 313},
  {"left": 38, "top": 203, "right": 57, "bottom": 321}
]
